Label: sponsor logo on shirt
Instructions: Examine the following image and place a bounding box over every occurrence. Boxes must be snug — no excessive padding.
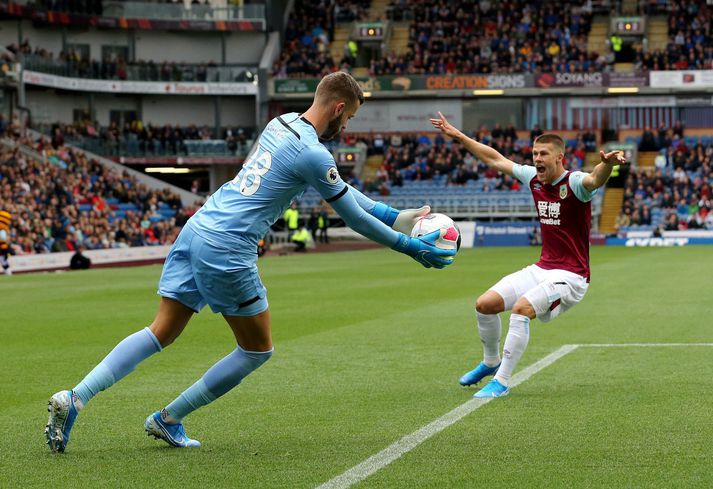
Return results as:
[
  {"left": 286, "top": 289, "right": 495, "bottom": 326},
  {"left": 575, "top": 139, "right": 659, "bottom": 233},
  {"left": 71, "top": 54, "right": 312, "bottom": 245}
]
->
[{"left": 537, "top": 200, "right": 561, "bottom": 225}]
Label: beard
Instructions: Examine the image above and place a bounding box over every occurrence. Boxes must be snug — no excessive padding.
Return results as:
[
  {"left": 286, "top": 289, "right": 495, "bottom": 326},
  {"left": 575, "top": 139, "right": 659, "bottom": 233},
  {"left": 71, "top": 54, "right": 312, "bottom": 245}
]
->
[{"left": 321, "top": 113, "right": 346, "bottom": 140}]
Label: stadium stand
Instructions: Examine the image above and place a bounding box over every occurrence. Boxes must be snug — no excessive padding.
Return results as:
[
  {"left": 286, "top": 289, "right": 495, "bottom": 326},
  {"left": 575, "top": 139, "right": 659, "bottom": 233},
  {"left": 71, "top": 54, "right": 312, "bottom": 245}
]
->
[
  {"left": 393, "top": 0, "right": 603, "bottom": 75},
  {"left": 344, "top": 128, "right": 595, "bottom": 190},
  {"left": 635, "top": 0, "right": 713, "bottom": 71},
  {"left": 293, "top": 128, "right": 604, "bottom": 220},
  {"left": 36, "top": 121, "right": 255, "bottom": 158},
  {"left": 2, "top": 0, "right": 713, "bottom": 258},
  {"left": 616, "top": 126, "right": 713, "bottom": 233},
  {"left": 0, "top": 128, "right": 201, "bottom": 255},
  {"left": 272, "top": 0, "right": 362, "bottom": 79}
]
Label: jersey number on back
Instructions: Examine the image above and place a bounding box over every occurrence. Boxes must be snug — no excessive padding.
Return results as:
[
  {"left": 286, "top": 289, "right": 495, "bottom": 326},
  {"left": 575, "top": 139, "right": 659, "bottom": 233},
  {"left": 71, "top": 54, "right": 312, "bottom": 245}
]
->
[{"left": 232, "top": 147, "right": 272, "bottom": 196}]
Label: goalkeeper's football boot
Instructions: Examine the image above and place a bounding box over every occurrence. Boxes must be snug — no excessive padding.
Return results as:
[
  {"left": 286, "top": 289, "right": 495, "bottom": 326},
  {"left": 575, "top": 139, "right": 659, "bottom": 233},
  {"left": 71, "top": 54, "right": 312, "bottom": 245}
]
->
[
  {"left": 474, "top": 379, "right": 510, "bottom": 398},
  {"left": 459, "top": 361, "right": 501, "bottom": 386},
  {"left": 45, "top": 390, "right": 80, "bottom": 453},
  {"left": 144, "top": 411, "right": 201, "bottom": 448}
]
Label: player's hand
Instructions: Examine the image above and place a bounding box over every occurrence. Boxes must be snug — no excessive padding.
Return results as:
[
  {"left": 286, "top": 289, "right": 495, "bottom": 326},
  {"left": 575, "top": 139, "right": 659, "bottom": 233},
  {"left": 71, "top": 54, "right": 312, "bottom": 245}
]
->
[
  {"left": 599, "top": 150, "right": 628, "bottom": 166},
  {"left": 393, "top": 230, "right": 456, "bottom": 269},
  {"left": 430, "top": 112, "right": 463, "bottom": 140},
  {"left": 392, "top": 205, "right": 431, "bottom": 235}
]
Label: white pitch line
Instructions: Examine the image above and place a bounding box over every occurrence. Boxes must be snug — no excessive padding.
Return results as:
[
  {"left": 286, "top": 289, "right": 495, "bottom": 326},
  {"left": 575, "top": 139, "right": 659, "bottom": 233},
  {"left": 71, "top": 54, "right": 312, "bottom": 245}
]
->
[
  {"left": 576, "top": 343, "right": 713, "bottom": 348},
  {"left": 316, "top": 344, "right": 579, "bottom": 489}
]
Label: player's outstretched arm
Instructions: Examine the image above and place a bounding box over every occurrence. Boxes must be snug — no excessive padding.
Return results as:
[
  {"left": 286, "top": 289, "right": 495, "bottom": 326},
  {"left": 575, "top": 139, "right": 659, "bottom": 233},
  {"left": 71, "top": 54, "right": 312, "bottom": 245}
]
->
[
  {"left": 582, "top": 150, "right": 628, "bottom": 191},
  {"left": 349, "top": 184, "right": 430, "bottom": 234},
  {"left": 430, "top": 111, "right": 516, "bottom": 177}
]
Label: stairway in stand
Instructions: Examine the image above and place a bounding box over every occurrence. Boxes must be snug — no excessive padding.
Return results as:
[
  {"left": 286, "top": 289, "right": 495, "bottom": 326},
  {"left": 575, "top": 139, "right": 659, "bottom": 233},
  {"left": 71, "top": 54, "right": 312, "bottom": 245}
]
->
[
  {"left": 361, "top": 154, "right": 384, "bottom": 183},
  {"left": 599, "top": 187, "right": 625, "bottom": 235},
  {"left": 587, "top": 16, "right": 609, "bottom": 56},
  {"left": 330, "top": 26, "right": 351, "bottom": 65},
  {"left": 388, "top": 24, "right": 410, "bottom": 56},
  {"left": 646, "top": 16, "right": 669, "bottom": 52},
  {"left": 367, "top": 0, "right": 390, "bottom": 21}
]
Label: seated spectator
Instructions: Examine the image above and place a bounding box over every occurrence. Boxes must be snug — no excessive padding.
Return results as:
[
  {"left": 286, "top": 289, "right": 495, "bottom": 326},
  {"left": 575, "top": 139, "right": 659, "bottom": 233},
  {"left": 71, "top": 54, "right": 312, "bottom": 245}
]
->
[{"left": 639, "top": 127, "right": 659, "bottom": 151}]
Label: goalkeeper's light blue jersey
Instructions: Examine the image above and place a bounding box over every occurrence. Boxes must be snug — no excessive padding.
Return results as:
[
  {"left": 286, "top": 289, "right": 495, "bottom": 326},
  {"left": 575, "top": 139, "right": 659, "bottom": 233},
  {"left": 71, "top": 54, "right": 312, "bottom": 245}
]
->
[{"left": 187, "top": 113, "right": 373, "bottom": 265}]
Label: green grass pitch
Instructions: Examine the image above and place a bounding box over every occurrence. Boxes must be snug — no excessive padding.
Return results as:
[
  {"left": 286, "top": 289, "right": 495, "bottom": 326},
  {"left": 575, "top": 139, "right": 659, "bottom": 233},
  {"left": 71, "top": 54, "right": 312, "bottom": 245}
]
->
[{"left": 1, "top": 246, "right": 712, "bottom": 488}]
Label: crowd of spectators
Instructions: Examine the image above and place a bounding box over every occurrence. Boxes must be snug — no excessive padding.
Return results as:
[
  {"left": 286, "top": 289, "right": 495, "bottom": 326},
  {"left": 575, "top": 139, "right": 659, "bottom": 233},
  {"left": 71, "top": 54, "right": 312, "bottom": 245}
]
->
[
  {"left": 634, "top": 0, "right": 713, "bottom": 72},
  {"left": 637, "top": 121, "right": 685, "bottom": 151},
  {"left": 272, "top": 0, "right": 343, "bottom": 79},
  {"left": 618, "top": 126, "right": 713, "bottom": 232},
  {"left": 343, "top": 125, "right": 594, "bottom": 195},
  {"left": 41, "top": 120, "right": 253, "bottom": 157},
  {"left": 0, "top": 126, "right": 203, "bottom": 255},
  {"left": 272, "top": 0, "right": 611, "bottom": 78},
  {"left": 379, "top": 0, "right": 603, "bottom": 76}
]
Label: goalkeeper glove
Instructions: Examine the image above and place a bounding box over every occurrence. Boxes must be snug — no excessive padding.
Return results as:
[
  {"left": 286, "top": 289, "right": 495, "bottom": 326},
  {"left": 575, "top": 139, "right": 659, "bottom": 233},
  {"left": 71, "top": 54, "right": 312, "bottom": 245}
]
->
[
  {"left": 372, "top": 202, "right": 431, "bottom": 234},
  {"left": 392, "top": 230, "right": 456, "bottom": 269}
]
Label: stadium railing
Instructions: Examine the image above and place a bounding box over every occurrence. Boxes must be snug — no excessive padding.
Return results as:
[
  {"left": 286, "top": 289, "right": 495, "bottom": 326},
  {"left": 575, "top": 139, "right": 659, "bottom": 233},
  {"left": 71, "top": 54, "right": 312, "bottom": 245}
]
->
[
  {"left": 102, "top": 1, "right": 265, "bottom": 21},
  {"left": 296, "top": 178, "right": 603, "bottom": 223},
  {"left": 59, "top": 136, "right": 254, "bottom": 159},
  {"left": 22, "top": 56, "right": 257, "bottom": 83}
]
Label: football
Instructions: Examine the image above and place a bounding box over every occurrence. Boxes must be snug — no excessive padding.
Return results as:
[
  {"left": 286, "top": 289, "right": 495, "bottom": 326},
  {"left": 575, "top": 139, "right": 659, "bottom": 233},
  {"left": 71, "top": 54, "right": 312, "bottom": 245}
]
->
[{"left": 410, "top": 213, "right": 461, "bottom": 251}]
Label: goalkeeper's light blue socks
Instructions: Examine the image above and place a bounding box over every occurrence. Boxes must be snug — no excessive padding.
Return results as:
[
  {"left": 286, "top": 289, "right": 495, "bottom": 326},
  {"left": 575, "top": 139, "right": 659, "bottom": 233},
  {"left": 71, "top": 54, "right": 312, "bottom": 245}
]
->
[
  {"left": 70, "top": 329, "right": 272, "bottom": 424},
  {"left": 162, "top": 346, "right": 273, "bottom": 423},
  {"left": 73, "top": 327, "right": 163, "bottom": 407},
  {"left": 494, "top": 313, "right": 530, "bottom": 386}
]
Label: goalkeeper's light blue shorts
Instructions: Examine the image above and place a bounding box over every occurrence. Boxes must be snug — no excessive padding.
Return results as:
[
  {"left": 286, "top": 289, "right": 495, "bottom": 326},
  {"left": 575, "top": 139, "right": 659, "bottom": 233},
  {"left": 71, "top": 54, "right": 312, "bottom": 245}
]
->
[{"left": 158, "top": 226, "right": 268, "bottom": 317}]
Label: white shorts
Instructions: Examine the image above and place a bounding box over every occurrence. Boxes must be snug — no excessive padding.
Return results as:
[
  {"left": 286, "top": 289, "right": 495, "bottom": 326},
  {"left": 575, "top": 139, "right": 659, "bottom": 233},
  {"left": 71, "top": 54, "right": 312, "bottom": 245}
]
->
[{"left": 490, "top": 264, "right": 589, "bottom": 323}]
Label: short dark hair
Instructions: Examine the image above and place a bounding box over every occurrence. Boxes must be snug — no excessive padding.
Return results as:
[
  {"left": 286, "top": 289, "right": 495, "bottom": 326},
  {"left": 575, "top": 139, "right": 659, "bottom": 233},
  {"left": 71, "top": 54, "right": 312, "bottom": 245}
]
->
[
  {"left": 315, "top": 71, "right": 364, "bottom": 108},
  {"left": 534, "top": 133, "right": 565, "bottom": 154}
]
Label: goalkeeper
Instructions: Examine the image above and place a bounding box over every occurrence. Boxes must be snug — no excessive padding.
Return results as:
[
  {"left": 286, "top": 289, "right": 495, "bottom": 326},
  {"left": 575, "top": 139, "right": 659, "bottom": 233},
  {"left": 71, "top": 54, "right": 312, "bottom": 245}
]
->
[{"left": 44, "top": 72, "right": 454, "bottom": 452}]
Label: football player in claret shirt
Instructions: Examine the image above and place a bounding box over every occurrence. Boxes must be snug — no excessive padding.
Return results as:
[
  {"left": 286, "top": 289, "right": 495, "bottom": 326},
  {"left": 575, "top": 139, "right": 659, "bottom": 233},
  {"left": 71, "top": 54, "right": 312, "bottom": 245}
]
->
[
  {"left": 431, "top": 112, "right": 626, "bottom": 398},
  {"left": 44, "top": 72, "right": 455, "bottom": 453}
]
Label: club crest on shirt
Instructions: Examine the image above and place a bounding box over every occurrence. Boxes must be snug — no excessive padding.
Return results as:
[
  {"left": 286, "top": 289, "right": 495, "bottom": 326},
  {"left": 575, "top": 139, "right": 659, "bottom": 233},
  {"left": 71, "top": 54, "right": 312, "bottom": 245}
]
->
[
  {"left": 559, "top": 184, "right": 568, "bottom": 199},
  {"left": 326, "top": 166, "right": 340, "bottom": 185}
]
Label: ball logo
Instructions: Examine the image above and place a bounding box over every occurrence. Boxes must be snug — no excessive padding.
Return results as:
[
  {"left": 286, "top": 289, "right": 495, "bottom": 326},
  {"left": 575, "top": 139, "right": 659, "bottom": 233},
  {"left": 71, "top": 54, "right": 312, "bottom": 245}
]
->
[{"left": 326, "top": 166, "right": 340, "bottom": 185}]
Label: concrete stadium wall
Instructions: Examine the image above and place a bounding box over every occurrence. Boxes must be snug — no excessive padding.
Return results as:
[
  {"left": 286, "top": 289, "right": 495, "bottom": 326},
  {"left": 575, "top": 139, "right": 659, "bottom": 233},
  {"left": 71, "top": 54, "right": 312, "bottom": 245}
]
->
[
  {"left": 65, "top": 29, "right": 132, "bottom": 60},
  {"left": 135, "top": 30, "right": 223, "bottom": 64},
  {"left": 25, "top": 89, "right": 255, "bottom": 127},
  {"left": 25, "top": 89, "right": 89, "bottom": 124},
  {"left": 141, "top": 95, "right": 255, "bottom": 127},
  {"left": 224, "top": 32, "right": 266, "bottom": 64},
  {"left": 0, "top": 21, "right": 265, "bottom": 65}
]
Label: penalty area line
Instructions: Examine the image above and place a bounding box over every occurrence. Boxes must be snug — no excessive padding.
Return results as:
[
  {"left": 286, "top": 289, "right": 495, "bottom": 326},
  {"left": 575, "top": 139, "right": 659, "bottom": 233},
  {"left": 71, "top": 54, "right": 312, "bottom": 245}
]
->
[{"left": 315, "top": 344, "right": 579, "bottom": 489}]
